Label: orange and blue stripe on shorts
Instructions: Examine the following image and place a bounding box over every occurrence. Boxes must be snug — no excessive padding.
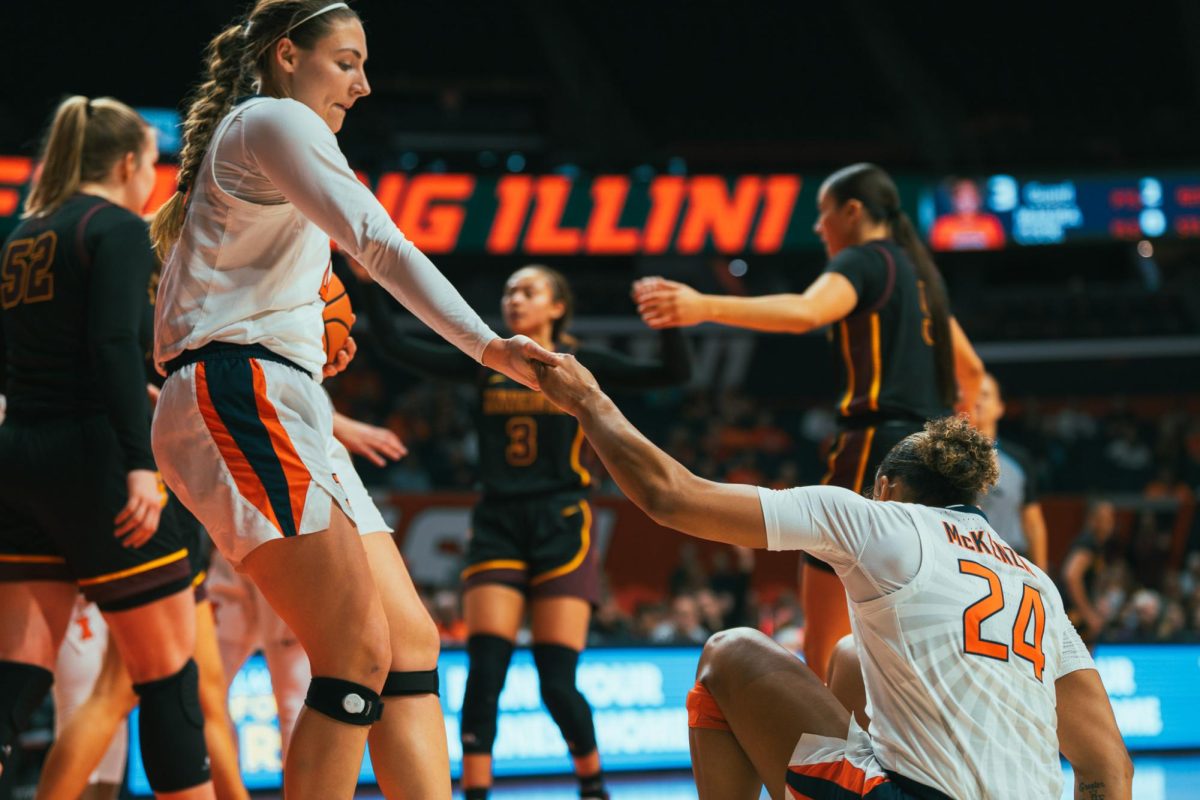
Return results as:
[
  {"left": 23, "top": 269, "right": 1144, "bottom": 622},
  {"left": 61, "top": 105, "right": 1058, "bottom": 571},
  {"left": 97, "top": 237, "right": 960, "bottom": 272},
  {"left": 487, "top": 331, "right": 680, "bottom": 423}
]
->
[
  {"left": 195, "top": 357, "right": 311, "bottom": 538},
  {"left": 786, "top": 760, "right": 906, "bottom": 799}
]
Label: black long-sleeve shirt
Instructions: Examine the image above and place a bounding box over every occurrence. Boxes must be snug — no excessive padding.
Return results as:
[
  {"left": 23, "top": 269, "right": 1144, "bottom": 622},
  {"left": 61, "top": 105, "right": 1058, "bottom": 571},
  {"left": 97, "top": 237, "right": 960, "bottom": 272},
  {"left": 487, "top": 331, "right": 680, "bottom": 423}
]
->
[
  {"left": 364, "top": 284, "right": 691, "bottom": 498},
  {"left": 0, "top": 194, "right": 156, "bottom": 471}
]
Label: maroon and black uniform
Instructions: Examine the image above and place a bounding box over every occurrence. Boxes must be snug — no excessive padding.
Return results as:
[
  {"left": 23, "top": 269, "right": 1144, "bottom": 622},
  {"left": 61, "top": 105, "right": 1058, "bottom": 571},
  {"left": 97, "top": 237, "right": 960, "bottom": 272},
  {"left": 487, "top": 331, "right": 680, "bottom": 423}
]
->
[
  {"left": 364, "top": 285, "right": 691, "bottom": 604},
  {"left": 814, "top": 239, "right": 948, "bottom": 568},
  {"left": 0, "top": 195, "right": 191, "bottom": 610}
]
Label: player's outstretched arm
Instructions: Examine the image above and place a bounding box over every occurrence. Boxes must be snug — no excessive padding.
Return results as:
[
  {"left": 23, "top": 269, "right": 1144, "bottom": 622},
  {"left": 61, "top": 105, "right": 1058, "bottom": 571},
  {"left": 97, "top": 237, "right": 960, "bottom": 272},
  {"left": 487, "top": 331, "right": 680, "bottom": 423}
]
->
[
  {"left": 1056, "top": 669, "right": 1133, "bottom": 800},
  {"left": 534, "top": 356, "right": 767, "bottom": 548},
  {"left": 633, "top": 274, "right": 855, "bottom": 334}
]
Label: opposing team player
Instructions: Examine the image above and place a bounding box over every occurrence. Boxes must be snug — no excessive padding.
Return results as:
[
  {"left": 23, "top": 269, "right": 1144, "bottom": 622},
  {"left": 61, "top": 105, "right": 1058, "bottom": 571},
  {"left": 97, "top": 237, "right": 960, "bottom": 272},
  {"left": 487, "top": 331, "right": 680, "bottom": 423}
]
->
[
  {"left": 0, "top": 96, "right": 213, "bottom": 797},
  {"left": 634, "top": 163, "right": 985, "bottom": 680},
  {"left": 533, "top": 355, "right": 1132, "bottom": 800},
  {"left": 362, "top": 263, "right": 691, "bottom": 800},
  {"left": 148, "top": 2, "right": 560, "bottom": 797}
]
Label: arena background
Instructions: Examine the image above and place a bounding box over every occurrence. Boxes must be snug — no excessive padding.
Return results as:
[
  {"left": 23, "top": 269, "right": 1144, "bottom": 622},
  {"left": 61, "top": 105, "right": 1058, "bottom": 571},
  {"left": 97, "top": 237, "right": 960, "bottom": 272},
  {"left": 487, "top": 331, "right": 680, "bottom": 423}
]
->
[{"left": 3, "top": 1, "right": 1199, "bottom": 797}]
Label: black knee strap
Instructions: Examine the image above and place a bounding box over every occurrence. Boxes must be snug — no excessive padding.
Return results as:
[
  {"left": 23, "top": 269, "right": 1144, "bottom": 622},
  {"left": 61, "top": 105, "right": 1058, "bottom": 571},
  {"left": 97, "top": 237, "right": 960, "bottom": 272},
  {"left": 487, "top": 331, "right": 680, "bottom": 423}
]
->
[
  {"left": 305, "top": 676, "right": 383, "bottom": 725},
  {"left": 383, "top": 667, "right": 440, "bottom": 696},
  {"left": 460, "top": 634, "right": 515, "bottom": 754},
  {"left": 533, "top": 643, "right": 597, "bottom": 756},
  {"left": 0, "top": 661, "right": 53, "bottom": 768},
  {"left": 133, "top": 659, "right": 210, "bottom": 792}
]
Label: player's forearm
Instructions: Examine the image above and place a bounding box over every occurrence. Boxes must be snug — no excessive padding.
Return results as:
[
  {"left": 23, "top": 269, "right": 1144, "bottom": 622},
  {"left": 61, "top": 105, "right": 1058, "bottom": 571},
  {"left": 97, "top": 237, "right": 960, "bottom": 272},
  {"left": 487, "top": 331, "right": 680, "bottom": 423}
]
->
[
  {"left": 1066, "top": 578, "right": 1098, "bottom": 622},
  {"left": 575, "top": 393, "right": 690, "bottom": 523},
  {"left": 950, "top": 317, "right": 984, "bottom": 417},
  {"left": 704, "top": 293, "right": 818, "bottom": 334},
  {"left": 1073, "top": 767, "right": 1133, "bottom": 799}
]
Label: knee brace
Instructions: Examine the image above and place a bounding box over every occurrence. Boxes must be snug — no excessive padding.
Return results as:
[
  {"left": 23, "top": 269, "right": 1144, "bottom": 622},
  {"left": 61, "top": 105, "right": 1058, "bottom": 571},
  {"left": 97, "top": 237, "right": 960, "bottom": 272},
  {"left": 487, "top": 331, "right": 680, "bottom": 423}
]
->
[
  {"left": 0, "top": 661, "right": 53, "bottom": 768},
  {"left": 133, "top": 659, "right": 210, "bottom": 792},
  {"left": 305, "top": 677, "right": 383, "bottom": 725},
  {"left": 532, "top": 643, "right": 596, "bottom": 755},
  {"left": 460, "top": 634, "right": 514, "bottom": 754},
  {"left": 383, "top": 667, "right": 440, "bottom": 696}
]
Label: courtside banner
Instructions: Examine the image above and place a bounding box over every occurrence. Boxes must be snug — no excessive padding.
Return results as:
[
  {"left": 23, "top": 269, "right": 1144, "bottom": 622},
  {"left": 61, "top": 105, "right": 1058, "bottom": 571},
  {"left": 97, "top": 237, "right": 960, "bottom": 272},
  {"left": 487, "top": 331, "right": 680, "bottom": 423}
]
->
[
  {"left": 0, "top": 157, "right": 920, "bottom": 254},
  {"left": 126, "top": 646, "right": 700, "bottom": 794},
  {"left": 124, "top": 642, "right": 1200, "bottom": 793},
  {"left": 1090, "top": 643, "right": 1200, "bottom": 750}
]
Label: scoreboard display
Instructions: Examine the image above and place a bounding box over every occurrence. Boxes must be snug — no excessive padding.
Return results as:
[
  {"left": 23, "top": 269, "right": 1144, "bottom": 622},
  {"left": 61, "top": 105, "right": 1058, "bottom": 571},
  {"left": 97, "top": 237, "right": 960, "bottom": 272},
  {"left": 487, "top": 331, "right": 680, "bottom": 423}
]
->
[{"left": 921, "top": 173, "right": 1200, "bottom": 250}]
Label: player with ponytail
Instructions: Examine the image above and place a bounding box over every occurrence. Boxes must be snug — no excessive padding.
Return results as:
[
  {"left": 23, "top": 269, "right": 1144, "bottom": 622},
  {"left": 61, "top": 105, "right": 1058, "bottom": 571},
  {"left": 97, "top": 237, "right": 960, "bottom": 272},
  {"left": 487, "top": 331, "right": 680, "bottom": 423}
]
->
[
  {"left": 633, "top": 163, "right": 985, "bottom": 682},
  {"left": 148, "top": 2, "right": 561, "bottom": 798},
  {"left": 0, "top": 96, "right": 214, "bottom": 798}
]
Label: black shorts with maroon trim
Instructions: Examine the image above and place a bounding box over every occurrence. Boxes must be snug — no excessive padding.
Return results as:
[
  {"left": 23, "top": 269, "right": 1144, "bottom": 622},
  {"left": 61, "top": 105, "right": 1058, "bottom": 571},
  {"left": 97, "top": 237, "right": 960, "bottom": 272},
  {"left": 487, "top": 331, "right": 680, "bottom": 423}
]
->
[
  {"left": 461, "top": 491, "right": 600, "bottom": 605},
  {"left": 0, "top": 414, "right": 192, "bottom": 611},
  {"left": 807, "top": 419, "right": 924, "bottom": 573}
]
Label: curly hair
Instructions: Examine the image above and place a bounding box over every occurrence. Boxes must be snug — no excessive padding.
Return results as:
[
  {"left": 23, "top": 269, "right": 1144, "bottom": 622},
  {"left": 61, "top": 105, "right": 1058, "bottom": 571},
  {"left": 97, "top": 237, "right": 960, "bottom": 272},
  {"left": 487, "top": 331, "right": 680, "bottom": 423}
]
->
[{"left": 876, "top": 415, "right": 999, "bottom": 507}]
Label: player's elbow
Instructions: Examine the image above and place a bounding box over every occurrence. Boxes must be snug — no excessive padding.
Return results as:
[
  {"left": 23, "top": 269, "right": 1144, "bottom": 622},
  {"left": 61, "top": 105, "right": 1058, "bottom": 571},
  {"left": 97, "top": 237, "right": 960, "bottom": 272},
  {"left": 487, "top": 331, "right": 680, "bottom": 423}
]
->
[
  {"left": 639, "top": 467, "right": 692, "bottom": 529},
  {"left": 1069, "top": 734, "right": 1134, "bottom": 792}
]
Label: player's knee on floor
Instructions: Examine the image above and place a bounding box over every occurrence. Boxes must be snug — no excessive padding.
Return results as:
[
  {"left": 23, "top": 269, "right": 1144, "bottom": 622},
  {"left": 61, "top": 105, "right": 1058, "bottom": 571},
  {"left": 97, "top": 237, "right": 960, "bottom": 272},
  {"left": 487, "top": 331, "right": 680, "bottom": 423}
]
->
[
  {"left": 0, "top": 661, "right": 53, "bottom": 767},
  {"left": 133, "top": 659, "right": 210, "bottom": 792},
  {"left": 533, "top": 643, "right": 596, "bottom": 756},
  {"left": 382, "top": 667, "right": 439, "bottom": 697},
  {"left": 460, "top": 634, "right": 514, "bottom": 754},
  {"left": 304, "top": 676, "right": 383, "bottom": 725}
]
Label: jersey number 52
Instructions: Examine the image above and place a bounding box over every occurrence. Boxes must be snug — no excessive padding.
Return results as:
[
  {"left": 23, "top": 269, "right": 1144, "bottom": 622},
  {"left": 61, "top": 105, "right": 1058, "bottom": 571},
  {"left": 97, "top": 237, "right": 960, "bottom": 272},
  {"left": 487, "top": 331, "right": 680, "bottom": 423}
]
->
[
  {"left": 1, "top": 231, "right": 57, "bottom": 309},
  {"left": 959, "top": 559, "right": 1046, "bottom": 681}
]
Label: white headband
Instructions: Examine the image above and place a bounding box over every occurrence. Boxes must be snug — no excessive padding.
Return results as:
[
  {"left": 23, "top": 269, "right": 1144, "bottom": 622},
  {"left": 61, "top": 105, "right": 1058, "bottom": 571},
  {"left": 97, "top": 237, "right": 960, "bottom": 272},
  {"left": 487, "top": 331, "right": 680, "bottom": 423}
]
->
[
  {"left": 288, "top": 2, "right": 349, "bottom": 34},
  {"left": 253, "top": 2, "right": 350, "bottom": 58}
]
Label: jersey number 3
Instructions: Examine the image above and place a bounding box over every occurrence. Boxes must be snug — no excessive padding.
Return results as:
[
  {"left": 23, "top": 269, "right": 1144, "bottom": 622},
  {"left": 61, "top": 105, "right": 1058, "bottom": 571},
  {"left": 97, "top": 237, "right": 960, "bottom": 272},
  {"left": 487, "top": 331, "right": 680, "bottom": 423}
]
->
[
  {"left": 959, "top": 559, "right": 1046, "bottom": 681},
  {"left": 1, "top": 231, "right": 57, "bottom": 309},
  {"left": 505, "top": 416, "right": 538, "bottom": 466}
]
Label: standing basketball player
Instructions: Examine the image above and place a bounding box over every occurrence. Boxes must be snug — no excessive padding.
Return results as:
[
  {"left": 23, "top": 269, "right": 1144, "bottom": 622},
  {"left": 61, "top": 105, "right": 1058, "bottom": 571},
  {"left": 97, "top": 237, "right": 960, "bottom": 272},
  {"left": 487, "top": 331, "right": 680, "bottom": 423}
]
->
[
  {"left": 534, "top": 356, "right": 1132, "bottom": 799},
  {"left": 362, "top": 264, "right": 691, "bottom": 800},
  {"left": 148, "top": 3, "right": 560, "bottom": 798},
  {"left": 0, "top": 96, "right": 213, "bottom": 797},
  {"left": 634, "top": 164, "right": 985, "bottom": 680}
]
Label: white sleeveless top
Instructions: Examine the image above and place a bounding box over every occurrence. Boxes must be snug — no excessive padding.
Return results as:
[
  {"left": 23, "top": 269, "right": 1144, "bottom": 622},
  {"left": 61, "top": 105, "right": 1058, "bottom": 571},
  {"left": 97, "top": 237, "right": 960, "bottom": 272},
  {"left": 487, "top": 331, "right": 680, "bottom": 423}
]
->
[
  {"left": 155, "top": 97, "right": 496, "bottom": 378},
  {"left": 758, "top": 485, "right": 1095, "bottom": 799}
]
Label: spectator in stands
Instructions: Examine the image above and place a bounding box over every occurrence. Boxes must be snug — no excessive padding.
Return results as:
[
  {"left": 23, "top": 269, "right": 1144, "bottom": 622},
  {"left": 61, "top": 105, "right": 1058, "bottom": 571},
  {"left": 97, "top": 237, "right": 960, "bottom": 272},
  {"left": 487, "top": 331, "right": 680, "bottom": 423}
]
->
[
  {"left": 1062, "top": 500, "right": 1119, "bottom": 642},
  {"left": 975, "top": 373, "right": 1049, "bottom": 568},
  {"left": 632, "top": 602, "right": 666, "bottom": 641},
  {"left": 588, "top": 592, "right": 635, "bottom": 645},
  {"left": 694, "top": 589, "right": 726, "bottom": 636},
  {"left": 708, "top": 547, "right": 754, "bottom": 630},
  {"left": 651, "top": 595, "right": 708, "bottom": 645}
]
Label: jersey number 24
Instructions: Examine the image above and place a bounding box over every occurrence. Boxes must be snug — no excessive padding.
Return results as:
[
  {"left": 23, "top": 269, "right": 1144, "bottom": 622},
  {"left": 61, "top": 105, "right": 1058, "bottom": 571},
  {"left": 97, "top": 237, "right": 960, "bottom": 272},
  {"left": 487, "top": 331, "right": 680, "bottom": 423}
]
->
[{"left": 959, "top": 559, "right": 1046, "bottom": 681}]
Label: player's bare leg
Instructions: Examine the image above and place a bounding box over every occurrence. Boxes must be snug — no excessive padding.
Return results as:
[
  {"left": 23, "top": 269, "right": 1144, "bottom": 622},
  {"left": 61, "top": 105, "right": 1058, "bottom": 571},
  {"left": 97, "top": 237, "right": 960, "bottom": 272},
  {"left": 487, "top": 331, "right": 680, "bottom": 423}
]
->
[
  {"left": 800, "top": 564, "right": 851, "bottom": 682},
  {"left": 690, "top": 627, "right": 850, "bottom": 800},
  {"left": 240, "top": 509, "right": 389, "bottom": 800},
  {"left": 0, "top": 581, "right": 76, "bottom": 780},
  {"left": 36, "top": 637, "right": 134, "bottom": 799},
  {"left": 103, "top": 588, "right": 214, "bottom": 800},
  {"left": 194, "top": 599, "right": 249, "bottom": 800},
  {"left": 826, "top": 635, "right": 868, "bottom": 727},
  {"left": 461, "top": 584, "right": 524, "bottom": 795},
  {"left": 360, "top": 531, "right": 451, "bottom": 799}
]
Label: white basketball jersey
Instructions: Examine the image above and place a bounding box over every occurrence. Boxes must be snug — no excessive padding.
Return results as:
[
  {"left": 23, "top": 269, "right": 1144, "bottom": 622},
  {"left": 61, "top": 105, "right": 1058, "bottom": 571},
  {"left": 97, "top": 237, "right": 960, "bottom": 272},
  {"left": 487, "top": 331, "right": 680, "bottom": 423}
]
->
[
  {"left": 758, "top": 486, "right": 1094, "bottom": 799},
  {"left": 155, "top": 97, "right": 495, "bottom": 379}
]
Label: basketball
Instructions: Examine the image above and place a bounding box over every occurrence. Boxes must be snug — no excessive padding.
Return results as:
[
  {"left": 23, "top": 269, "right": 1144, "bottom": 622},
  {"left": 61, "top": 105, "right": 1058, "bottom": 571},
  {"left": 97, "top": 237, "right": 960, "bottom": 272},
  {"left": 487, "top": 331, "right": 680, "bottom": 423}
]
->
[{"left": 321, "top": 271, "right": 354, "bottom": 365}]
